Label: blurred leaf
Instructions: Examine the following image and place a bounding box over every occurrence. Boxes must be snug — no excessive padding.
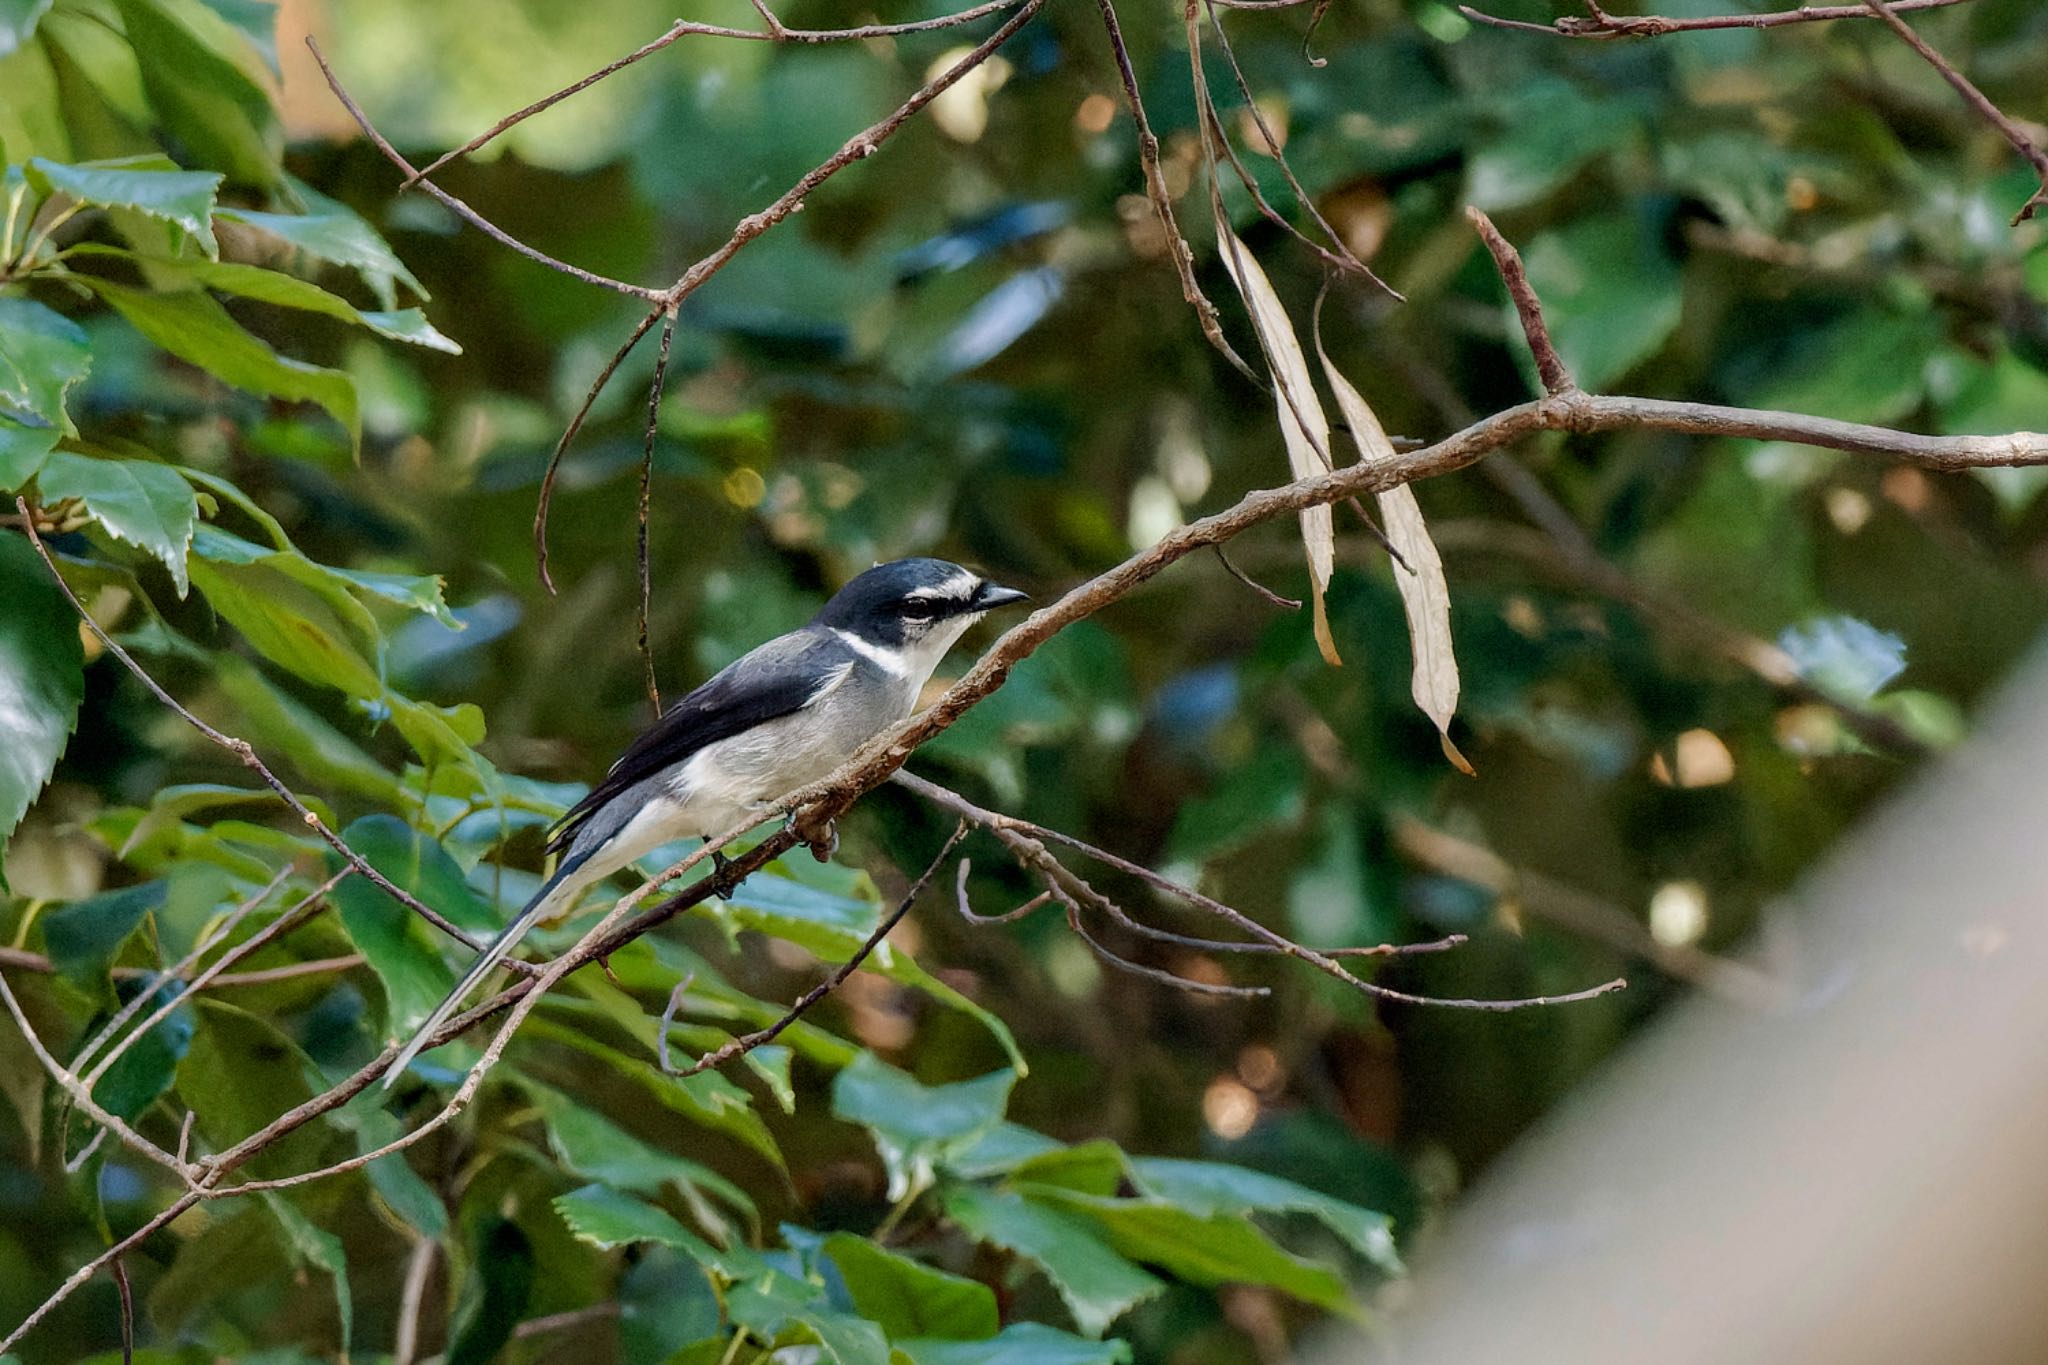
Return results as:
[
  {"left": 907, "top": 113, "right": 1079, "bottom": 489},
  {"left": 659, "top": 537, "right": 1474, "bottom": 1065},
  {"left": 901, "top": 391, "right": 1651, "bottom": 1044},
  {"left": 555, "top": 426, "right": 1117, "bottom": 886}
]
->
[
  {"left": 620, "top": 1248, "right": 721, "bottom": 1361},
  {"left": 189, "top": 551, "right": 381, "bottom": 698},
  {"left": 210, "top": 654, "right": 407, "bottom": 804},
  {"left": 36, "top": 451, "right": 197, "bottom": 594},
  {"left": 1003, "top": 1141, "right": 1126, "bottom": 1197},
  {"left": 446, "top": 1216, "right": 532, "bottom": 1365},
  {"left": 92, "top": 977, "right": 193, "bottom": 1120},
  {"left": 942, "top": 1185, "right": 1162, "bottom": 1337},
  {"left": 1468, "top": 78, "right": 1638, "bottom": 211},
  {"left": 897, "top": 1324, "right": 1134, "bottom": 1365},
  {"left": 0, "top": 0, "right": 53, "bottom": 57},
  {"left": 1129, "top": 1157, "right": 1399, "bottom": 1273},
  {"left": 259, "top": 1193, "right": 352, "bottom": 1357},
  {"left": 218, "top": 181, "right": 426, "bottom": 310},
  {"left": 1517, "top": 214, "right": 1680, "bottom": 389},
  {"left": 822, "top": 1232, "right": 999, "bottom": 1341},
  {"left": 111, "top": 0, "right": 278, "bottom": 185},
  {"left": 40, "top": 881, "right": 162, "bottom": 1003},
  {"left": 329, "top": 814, "right": 494, "bottom": 1036},
  {"left": 1777, "top": 616, "right": 1907, "bottom": 703},
  {"left": 0, "top": 296, "right": 91, "bottom": 483},
  {"left": 1020, "top": 1186, "right": 1355, "bottom": 1316},
  {"left": 193, "top": 0, "right": 278, "bottom": 74},
  {"left": 0, "top": 528, "right": 84, "bottom": 875},
  {"left": 1754, "top": 308, "right": 1941, "bottom": 425},
  {"left": 26, "top": 155, "right": 222, "bottom": 255},
  {"left": 76, "top": 279, "right": 359, "bottom": 446},
  {"left": 528, "top": 1081, "right": 756, "bottom": 1228},
  {"left": 176, "top": 998, "right": 323, "bottom": 1177},
  {"left": 1167, "top": 744, "right": 1306, "bottom": 865},
  {"left": 831, "top": 1055, "right": 1016, "bottom": 1200}
]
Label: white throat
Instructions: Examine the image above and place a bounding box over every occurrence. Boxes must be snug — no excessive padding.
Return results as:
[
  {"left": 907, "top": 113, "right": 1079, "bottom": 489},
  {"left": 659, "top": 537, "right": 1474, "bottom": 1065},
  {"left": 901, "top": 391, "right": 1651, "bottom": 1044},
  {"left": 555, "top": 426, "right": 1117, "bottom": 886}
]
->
[{"left": 833, "top": 615, "right": 980, "bottom": 690}]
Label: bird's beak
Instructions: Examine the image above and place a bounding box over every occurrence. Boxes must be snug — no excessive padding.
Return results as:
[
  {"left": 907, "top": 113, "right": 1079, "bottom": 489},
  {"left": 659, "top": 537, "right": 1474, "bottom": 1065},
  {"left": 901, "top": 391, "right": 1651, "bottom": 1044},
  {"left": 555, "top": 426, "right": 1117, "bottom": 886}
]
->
[{"left": 971, "top": 580, "right": 1031, "bottom": 612}]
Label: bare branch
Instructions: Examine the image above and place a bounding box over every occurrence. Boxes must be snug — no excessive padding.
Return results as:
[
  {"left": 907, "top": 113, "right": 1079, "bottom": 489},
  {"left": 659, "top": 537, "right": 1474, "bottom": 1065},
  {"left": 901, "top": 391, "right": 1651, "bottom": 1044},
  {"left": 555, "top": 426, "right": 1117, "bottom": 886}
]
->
[
  {"left": 638, "top": 310, "right": 678, "bottom": 712},
  {"left": 16, "top": 502, "right": 534, "bottom": 970},
  {"left": 1858, "top": 0, "right": 2048, "bottom": 224},
  {"left": 955, "top": 858, "right": 1057, "bottom": 924},
  {"left": 1467, "top": 207, "right": 1575, "bottom": 395},
  {"left": 0, "top": 1191, "right": 201, "bottom": 1357},
  {"left": 1215, "top": 546, "right": 1303, "bottom": 609},
  {"left": 535, "top": 305, "right": 668, "bottom": 593},
  {"left": 1459, "top": 0, "right": 1971, "bottom": 38},
  {"left": 402, "top": 0, "right": 1033, "bottom": 185}
]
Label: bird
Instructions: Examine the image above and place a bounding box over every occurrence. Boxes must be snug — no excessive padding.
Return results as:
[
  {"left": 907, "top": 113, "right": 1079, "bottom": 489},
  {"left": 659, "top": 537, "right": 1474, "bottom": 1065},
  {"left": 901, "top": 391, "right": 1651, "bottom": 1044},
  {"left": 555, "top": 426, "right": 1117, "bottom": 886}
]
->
[{"left": 382, "top": 557, "right": 1030, "bottom": 1087}]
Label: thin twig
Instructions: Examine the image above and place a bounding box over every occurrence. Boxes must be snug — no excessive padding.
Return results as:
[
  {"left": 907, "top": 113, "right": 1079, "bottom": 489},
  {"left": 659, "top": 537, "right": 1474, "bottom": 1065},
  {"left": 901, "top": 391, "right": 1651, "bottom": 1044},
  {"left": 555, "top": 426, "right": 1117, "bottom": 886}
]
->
[
  {"left": 955, "top": 858, "right": 1056, "bottom": 924},
  {"left": 1467, "top": 207, "right": 1575, "bottom": 395},
  {"left": 1859, "top": 0, "right": 2048, "bottom": 224},
  {"left": 1093, "top": 0, "right": 1260, "bottom": 382},
  {"left": 306, "top": 39, "right": 663, "bottom": 301},
  {"left": 667, "top": 823, "right": 971, "bottom": 1077},
  {"left": 112, "top": 1256, "right": 133, "bottom": 1365},
  {"left": 0, "top": 1191, "right": 199, "bottom": 1356},
  {"left": 393, "top": 1237, "right": 437, "bottom": 1365},
  {"left": 1215, "top": 546, "right": 1303, "bottom": 609},
  {"left": 1459, "top": 0, "right": 1970, "bottom": 38},
  {"left": 638, "top": 311, "right": 677, "bottom": 713},
  {"left": 402, "top": 0, "right": 1032, "bottom": 186},
  {"left": 16, "top": 503, "right": 531, "bottom": 969},
  {"left": 534, "top": 305, "right": 667, "bottom": 592}
]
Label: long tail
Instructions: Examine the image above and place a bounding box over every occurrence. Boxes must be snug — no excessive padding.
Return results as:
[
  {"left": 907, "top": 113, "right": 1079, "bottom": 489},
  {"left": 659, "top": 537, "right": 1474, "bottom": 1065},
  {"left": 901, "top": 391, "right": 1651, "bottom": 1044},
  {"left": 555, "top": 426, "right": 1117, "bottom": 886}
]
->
[{"left": 380, "top": 863, "right": 582, "bottom": 1089}]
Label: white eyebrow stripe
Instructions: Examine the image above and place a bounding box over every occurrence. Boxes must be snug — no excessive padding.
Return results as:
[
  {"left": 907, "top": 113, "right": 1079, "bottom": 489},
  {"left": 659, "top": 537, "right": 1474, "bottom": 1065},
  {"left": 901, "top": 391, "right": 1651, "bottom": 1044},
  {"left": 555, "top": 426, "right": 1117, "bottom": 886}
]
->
[{"left": 832, "top": 628, "right": 909, "bottom": 678}]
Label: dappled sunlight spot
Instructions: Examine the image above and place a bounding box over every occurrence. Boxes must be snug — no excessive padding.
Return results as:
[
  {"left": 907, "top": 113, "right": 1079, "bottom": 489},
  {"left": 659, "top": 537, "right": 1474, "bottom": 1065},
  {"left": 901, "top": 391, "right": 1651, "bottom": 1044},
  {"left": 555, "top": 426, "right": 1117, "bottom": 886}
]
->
[
  {"left": 1236, "top": 98, "right": 1288, "bottom": 158},
  {"left": 1882, "top": 466, "right": 1932, "bottom": 513},
  {"left": 927, "top": 48, "right": 1011, "bottom": 143},
  {"left": 1126, "top": 476, "right": 1182, "bottom": 549},
  {"left": 1074, "top": 93, "right": 1116, "bottom": 136},
  {"left": 1651, "top": 728, "right": 1736, "bottom": 788},
  {"left": 1203, "top": 1076, "right": 1259, "bottom": 1140},
  {"left": 1648, "top": 880, "right": 1709, "bottom": 949},
  {"left": 721, "top": 466, "right": 767, "bottom": 509},
  {"left": 1825, "top": 486, "right": 1872, "bottom": 534},
  {"left": 1236, "top": 1043, "right": 1284, "bottom": 1096}
]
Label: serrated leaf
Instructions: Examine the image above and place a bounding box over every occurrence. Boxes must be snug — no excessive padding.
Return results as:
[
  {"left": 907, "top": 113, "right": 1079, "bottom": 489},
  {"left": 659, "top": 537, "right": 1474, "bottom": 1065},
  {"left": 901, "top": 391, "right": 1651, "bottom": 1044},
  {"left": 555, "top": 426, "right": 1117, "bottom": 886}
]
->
[
  {"left": 26, "top": 155, "right": 222, "bottom": 255},
  {"left": 0, "top": 528, "right": 85, "bottom": 874},
  {"left": 1213, "top": 225, "right": 1340, "bottom": 665},
  {"left": 76, "top": 278, "right": 359, "bottom": 447},
  {"left": 36, "top": 451, "right": 198, "bottom": 594},
  {"left": 112, "top": 0, "right": 279, "bottom": 186},
  {"left": 1313, "top": 334, "right": 1466, "bottom": 770},
  {"left": 553, "top": 1183, "right": 720, "bottom": 1261},
  {"left": 1020, "top": 1186, "right": 1356, "bottom": 1316},
  {"left": 218, "top": 181, "right": 425, "bottom": 310},
  {"left": 621, "top": 1249, "right": 722, "bottom": 1362},
  {"left": 942, "top": 1185, "right": 1162, "bottom": 1337},
  {"left": 831, "top": 1055, "right": 1015, "bottom": 1201},
  {"left": 897, "top": 1324, "right": 1134, "bottom": 1365},
  {"left": 527, "top": 1081, "right": 756, "bottom": 1230},
  {"left": 1129, "top": 1157, "right": 1401, "bottom": 1274},
  {"left": 0, "top": 296, "right": 91, "bottom": 485},
  {"left": 822, "top": 1233, "right": 999, "bottom": 1341}
]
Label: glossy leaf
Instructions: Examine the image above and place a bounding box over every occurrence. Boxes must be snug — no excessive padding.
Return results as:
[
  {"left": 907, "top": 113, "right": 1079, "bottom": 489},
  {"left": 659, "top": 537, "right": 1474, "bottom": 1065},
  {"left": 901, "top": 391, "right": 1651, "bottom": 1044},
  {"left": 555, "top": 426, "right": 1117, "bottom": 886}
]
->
[
  {"left": 528, "top": 1081, "right": 756, "bottom": 1227},
  {"left": 217, "top": 181, "right": 426, "bottom": 310},
  {"left": 0, "top": 528, "right": 84, "bottom": 875},
  {"left": 329, "top": 814, "right": 495, "bottom": 1036},
  {"left": 553, "top": 1183, "right": 720, "bottom": 1261},
  {"left": 35, "top": 451, "right": 198, "bottom": 594},
  {"left": 897, "top": 1324, "right": 1134, "bottom": 1365},
  {"left": 1129, "top": 1157, "right": 1400, "bottom": 1273},
  {"left": 77, "top": 279, "right": 360, "bottom": 446},
  {"left": 112, "top": 0, "right": 279, "bottom": 186},
  {"left": 942, "top": 1185, "right": 1162, "bottom": 1337},
  {"left": 830, "top": 1055, "right": 1016, "bottom": 1199},
  {"left": 0, "top": 296, "right": 90, "bottom": 484},
  {"left": 25, "top": 155, "right": 222, "bottom": 255},
  {"left": 822, "top": 1232, "right": 999, "bottom": 1341},
  {"left": 39, "top": 881, "right": 162, "bottom": 1002}
]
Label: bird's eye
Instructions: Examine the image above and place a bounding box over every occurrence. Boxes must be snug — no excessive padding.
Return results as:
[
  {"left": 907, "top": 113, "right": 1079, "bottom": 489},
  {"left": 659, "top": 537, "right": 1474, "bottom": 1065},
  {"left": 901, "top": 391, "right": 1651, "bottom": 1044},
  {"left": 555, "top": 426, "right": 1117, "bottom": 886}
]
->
[{"left": 901, "top": 600, "right": 939, "bottom": 620}]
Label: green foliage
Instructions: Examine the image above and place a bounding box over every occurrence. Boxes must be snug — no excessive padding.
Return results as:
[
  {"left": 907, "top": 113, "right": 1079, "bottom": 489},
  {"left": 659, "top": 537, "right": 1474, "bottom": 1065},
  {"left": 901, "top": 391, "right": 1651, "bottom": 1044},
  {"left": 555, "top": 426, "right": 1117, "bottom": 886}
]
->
[{"left": 3, "top": 0, "right": 2046, "bottom": 1360}]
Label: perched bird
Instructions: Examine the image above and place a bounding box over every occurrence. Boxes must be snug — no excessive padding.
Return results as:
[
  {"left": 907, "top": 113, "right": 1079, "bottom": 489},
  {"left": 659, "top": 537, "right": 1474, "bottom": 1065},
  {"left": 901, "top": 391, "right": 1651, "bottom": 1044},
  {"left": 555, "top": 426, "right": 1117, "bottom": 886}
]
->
[{"left": 383, "top": 557, "right": 1029, "bottom": 1086}]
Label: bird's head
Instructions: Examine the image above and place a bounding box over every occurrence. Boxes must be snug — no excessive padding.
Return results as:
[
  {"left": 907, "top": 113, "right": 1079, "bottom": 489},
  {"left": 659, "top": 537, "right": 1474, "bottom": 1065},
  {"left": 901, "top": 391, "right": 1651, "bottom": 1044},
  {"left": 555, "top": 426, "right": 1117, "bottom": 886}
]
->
[{"left": 813, "top": 558, "right": 1029, "bottom": 671}]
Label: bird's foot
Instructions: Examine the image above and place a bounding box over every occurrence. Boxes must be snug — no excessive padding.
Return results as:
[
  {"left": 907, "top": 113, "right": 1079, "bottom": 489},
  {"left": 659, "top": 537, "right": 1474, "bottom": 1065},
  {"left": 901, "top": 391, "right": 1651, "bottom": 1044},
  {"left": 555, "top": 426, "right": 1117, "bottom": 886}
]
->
[
  {"left": 710, "top": 850, "right": 739, "bottom": 901},
  {"left": 787, "top": 810, "right": 839, "bottom": 863}
]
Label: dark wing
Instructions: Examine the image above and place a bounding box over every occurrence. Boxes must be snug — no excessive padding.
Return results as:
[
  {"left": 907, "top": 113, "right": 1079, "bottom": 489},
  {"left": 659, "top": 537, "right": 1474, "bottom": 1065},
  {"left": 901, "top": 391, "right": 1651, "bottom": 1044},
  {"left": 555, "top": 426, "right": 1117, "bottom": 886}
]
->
[{"left": 547, "top": 628, "right": 849, "bottom": 854}]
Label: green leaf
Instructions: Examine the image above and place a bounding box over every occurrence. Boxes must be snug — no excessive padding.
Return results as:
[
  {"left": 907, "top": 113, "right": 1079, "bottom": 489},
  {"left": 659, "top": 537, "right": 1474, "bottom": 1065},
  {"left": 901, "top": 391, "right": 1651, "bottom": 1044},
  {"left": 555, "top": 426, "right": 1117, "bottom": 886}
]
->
[
  {"left": 620, "top": 1249, "right": 722, "bottom": 1362},
  {"left": 0, "top": 0, "right": 54, "bottom": 58},
  {"left": 92, "top": 977, "right": 194, "bottom": 1120},
  {"left": 1004, "top": 1141, "right": 1126, "bottom": 1197},
  {"left": 76, "top": 278, "right": 359, "bottom": 446},
  {"left": 527, "top": 1081, "right": 756, "bottom": 1228},
  {"left": 218, "top": 181, "right": 425, "bottom": 310},
  {"left": 0, "top": 528, "right": 85, "bottom": 874},
  {"left": 176, "top": 998, "right": 323, "bottom": 1177},
  {"left": 1516, "top": 213, "right": 1681, "bottom": 390},
  {"left": 447, "top": 1217, "right": 533, "bottom": 1365},
  {"left": 726, "top": 1277, "right": 890, "bottom": 1365},
  {"left": 1129, "top": 1157, "right": 1400, "bottom": 1274},
  {"left": 40, "top": 881, "right": 163, "bottom": 1002},
  {"left": 822, "top": 1233, "right": 999, "bottom": 1341},
  {"left": 1468, "top": 78, "right": 1640, "bottom": 211},
  {"left": 209, "top": 654, "right": 407, "bottom": 805},
  {"left": 1019, "top": 1187, "right": 1356, "bottom": 1316},
  {"left": 553, "top": 1183, "right": 720, "bottom": 1261},
  {"left": 194, "top": 0, "right": 278, "bottom": 74},
  {"left": 71, "top": 248, "right": 461, "bottom": 352},
  {"left": 26, "top": 155, "right": 222, "bottom": 255},
  {"left": 329, "top": 814, "right": 495, "bottom": 1037},
  {"left": 941, "top": 1186, "right": 1162, "bottom": 1337},
  {"left": 897, "top": 1324, "right": 1134, "bottom": 1365},
  {"left": 1755, "top": 308, "right": 1943, "bottom": 426},
  {"left": 112, "top": 0, "right": 280, "bottom": 186},
  {"left": 189, "top": 552, "right": 382, "bottom": 698},
  {"left": 0, "top": 296, "right": 91, "bottom": 484},
  {"left": 1167, "top": 743, "right": 1306, "bottom": 865},
  {"left": 831, "top": 1055, "right": 1016, "bottom": 1200},
  {"left": 35, "top": 452, "right": 198, "bottom": 593},
  {"left": 259, "top": 1193, "right": 352, "bottom": 1357}
]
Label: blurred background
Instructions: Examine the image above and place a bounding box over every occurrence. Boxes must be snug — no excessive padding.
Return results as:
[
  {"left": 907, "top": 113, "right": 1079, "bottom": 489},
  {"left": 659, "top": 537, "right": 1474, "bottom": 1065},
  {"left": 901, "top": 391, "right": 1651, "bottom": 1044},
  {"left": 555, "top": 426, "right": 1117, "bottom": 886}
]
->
[{"left": 5, "top": 0, "right": 2048, "bottom": 1359}]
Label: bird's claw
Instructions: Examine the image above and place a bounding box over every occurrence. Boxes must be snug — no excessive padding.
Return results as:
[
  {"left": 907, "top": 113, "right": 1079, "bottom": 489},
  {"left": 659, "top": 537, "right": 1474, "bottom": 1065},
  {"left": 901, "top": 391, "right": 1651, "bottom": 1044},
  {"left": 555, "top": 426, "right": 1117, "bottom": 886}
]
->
[
  {"left": 786, "top": 810, "right": 838, "bottom": 862},
  {"left": 710, "top": 850, "right": 738, "bottom": 901}
]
